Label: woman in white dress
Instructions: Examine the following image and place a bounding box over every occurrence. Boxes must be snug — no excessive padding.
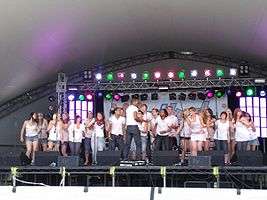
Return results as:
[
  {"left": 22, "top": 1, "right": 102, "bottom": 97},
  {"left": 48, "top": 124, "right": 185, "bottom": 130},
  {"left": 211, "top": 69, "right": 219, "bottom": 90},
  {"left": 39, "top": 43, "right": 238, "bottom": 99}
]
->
[{"left": 47, "top": 113, "right": 61, "bottom": 151}]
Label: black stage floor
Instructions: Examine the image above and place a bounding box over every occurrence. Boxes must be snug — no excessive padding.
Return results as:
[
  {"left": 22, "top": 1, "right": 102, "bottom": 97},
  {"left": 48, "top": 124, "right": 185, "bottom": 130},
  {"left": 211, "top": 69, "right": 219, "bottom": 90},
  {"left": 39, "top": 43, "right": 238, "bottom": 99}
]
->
[{"left": 1, "top": 166, "right": 267, "bottom": 188}]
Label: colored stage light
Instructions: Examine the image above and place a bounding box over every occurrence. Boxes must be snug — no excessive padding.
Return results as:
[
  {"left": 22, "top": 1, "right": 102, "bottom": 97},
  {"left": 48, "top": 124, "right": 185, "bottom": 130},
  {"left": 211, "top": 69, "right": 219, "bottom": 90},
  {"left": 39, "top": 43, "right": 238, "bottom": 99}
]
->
[
  {"left": 230, "top": 68, "right": 237, "bottom": 76},
  {"left": 131, "top": 73, "right": 137, "bottom": 80},
  {"left": 106, "top": 72, "right": 114, "bottom": 81},
  {"left": 190, "top": 70, "right": 198, "bottom": 78},
  {"left": 97, "top": 92, "right": 103, "bottom": 97},
  {"left": 117, "top": 72, "right": 125, "bottom": 80},
  {"left": 154, "top": 71, "right": 161, "bottom": 79},
  {"left": 86, "top": 93, "right": 93, "bottom": 101},
  {"left": 143, "top": 71, "right": 150, "bottom": 81},
  {"left": 216, "top": 69, "right": 224, "bottom": 78},
  {"left": 215, "top": 90, "right": 225, "bottom": 98},
  {"left": 167, "top": 72, "right": 175, "bottom": 79},
  {"left": 206, "top": 90, "right": 214, "bottom": 99},
  {"left": 151, "top": 93, "right": 158, "bottom": 100},
  {"left": 113, "top": 94, "right": 121, "bottom": 101},
  {"left": 177, "top": 71, "right": 185, "bottom": 79},
  {"left": 260, "top": 90, "right": 266, "bottom": 97},
  {"left": 105, "top": 93, "right": 113, "bottom": 100},
  {"left": 204, "top": 69, "right": 212, "bottom": 77},
  {"left": 78, "top": 94, "right": 85, "bottom": 101},
  {"left": 245, "top": 87, "right": 256, "bottom": 97},
  {"left": 95, "top": 73, "right": 102, "bottom": 81},
  {"left": 140, "top": 94, "right": 148, "bottom": 101},
  {"left": 236, "top": 91, "right": 242, "bottom": 97},
  {"left": 68, "top": 94, "right": 75, "bottom": 101}
]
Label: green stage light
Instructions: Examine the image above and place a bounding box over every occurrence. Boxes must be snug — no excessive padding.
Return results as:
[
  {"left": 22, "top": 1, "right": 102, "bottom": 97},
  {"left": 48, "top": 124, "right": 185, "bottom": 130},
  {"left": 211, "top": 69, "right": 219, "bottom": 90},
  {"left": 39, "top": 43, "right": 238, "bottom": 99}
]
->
[
  {"left": 245, "top": 87, "right": 255, "bottom": 96},
  {"left": 178, "top": 71, "right": 185, "bottom": 79},
  {"left": 106, "top": 72, "right": 114, "bottom": 81},
  {"left": 215, "top": 90, "right": 225, "bottom": 98},
  {"left": 105, "top": 93, "right": 113, "bottom": 100},
  {"left": 78, "top": 94, "right": 85, "bottom": 101},
  {"left": 143, "top": 71, "right": 150, "bottom": 80},
  {"left": 216, "top": 69, "right": 224, "bottom": 78}
]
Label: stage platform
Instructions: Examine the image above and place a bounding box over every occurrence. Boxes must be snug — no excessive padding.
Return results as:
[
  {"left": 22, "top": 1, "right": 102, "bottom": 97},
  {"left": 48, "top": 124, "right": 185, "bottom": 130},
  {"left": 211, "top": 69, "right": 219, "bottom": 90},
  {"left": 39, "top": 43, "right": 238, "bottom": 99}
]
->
[{"left": 1, "top": 166, "right": 267, "bottom": 189}]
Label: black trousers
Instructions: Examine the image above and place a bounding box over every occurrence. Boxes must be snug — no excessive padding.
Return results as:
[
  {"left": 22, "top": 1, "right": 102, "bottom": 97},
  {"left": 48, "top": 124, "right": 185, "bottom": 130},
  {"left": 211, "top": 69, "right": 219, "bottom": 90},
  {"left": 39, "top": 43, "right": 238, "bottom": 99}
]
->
[
  {"left": 155, "top": 135, "right": 169, "bottom": 151},
  {"left": 123, "top": 125, "right": 141, "bottom": 160}
]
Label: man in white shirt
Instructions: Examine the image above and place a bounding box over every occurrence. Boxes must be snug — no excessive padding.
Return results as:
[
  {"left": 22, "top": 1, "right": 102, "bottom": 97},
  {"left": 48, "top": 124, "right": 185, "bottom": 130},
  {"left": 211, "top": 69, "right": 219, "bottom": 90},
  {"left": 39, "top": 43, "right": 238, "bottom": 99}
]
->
[
  {"left": 124, "top": 98, "right": 142, "bottom": 160},
  {"left": 166, "top": 106, "right": 179, "bottom": 150},
  {"left": 108, "top": 107, "right": 125, "bottom": 157}
]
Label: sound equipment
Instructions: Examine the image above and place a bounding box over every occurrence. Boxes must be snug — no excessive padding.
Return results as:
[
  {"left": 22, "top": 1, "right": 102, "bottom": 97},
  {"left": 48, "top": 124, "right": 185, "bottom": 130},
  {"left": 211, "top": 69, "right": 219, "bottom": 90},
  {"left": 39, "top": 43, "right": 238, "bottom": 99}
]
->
[
  {"left": 0, "top": 151, "right": 25, "bottom": 166},
  {"left": 35, "top": 151, "right": 60, "bottom": 166},
  {"left": 188, "top": 156, "right": 211, "bottom": 167},
  {"left": 57, "top": 156, "right": 80, "bottom": 167},
  {"left": 97, "top": 151, "right": 121, "bottom": 166},
  {"left": 152, "top": 151, "right": 179, "bottom": 166},
  {"left": 236, "top": 151, "right": 263, "bottom": 166},
  {"left": 198, "top": 151, "right": 224, "bottom": 166}
]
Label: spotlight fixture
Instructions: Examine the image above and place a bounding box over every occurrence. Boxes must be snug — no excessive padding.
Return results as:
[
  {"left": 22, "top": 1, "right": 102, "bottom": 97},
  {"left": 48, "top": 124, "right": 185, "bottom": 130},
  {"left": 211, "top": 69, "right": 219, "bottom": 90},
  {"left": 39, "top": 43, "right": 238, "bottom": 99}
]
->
[
  {"left": 130, "top": 73, "right": 137, "bottom": 80},
  {"left": 68, "top": 94, "right": 75, "bottom": 101},
  {"left": 48, "top": 96, "right": 56, "bottom": 102},
  {"left": 140, "top": 94, "right": 148, "bottom": 101},
  {"left": 204, "top": 69, "right": 212, "bottom": 77},
  {"left": 97, "top": 92, "right": 103, "bottom": 97},
  {"left": 245, "top": 86, "right": 256, "bottom": 97},
  {"left": 143, "top": 71, "right": 150, "bottom": 81},
  {"left": 78, "top": 94, "right": 85, "bottom": 101},
  {"left": 86, "top": 93, "right": 93, "bottom": 101},
  {"left": 239, "top": 65, "right": 249, "bottom": 77},
  {"left": 190, "top": 70, "right": 198, "bottom": 78},
  {"left": 180, "top": 51, "right": 194, "bottom": 55},
  {"left": 154, "top": 71, "right": 161, "bottom": 79},
  {"left": 254, "top": 78, "right": 266, "bottom": 84},
  {"left": 105, "top": 93, "right": 113, "bottom": 100},
  {"left": 235, "top": 91, "right": 242, "bottom": 97},
  {"left": 215, "top": 90, "right": 225, "bottom": 98},
  {"left": 188, "top": 92, "right": 196, "bottom": 100},
  {"left": 82, "top": 69, "right": 92, "bottom": 82},
  {"left": 167, "top": 72, "right": 175, "bottom": 79},
  {"left": 95, "top": 73, "right": 102, "bottom": 81},
  {"left": 113, "top": 94, "right": 121, "bottom": 101},
  {"left": 197, "top": 92, "right": 206, "bottom": 100},
  {"left": 177, "top": 71, "right": 186, "bottom": 80},
  {"left": 132, "top": 94, "right": 140, "bottom": 99},
  {"left": 169, "top": 93, "right": 177, "bottom": 100},
  {"left": 178, "top": 93, "right": 186, "bottom": 101},
  {"left": 260, "top": 90, "right": 266, "bottom": 97},
  {"left": 106, "top": 72, "right": 114, "bottom": 81},
  {"left": 206, "top": 90, "right": 214, "bottom": 99},
  {"left": 229, "top": 68, "right": 237, "bottom": 77},
  {"left": 117, "top": 72, "right": 125, "bottom": 80},
  {"left": 151, "top": 93, "right": 158, "bottom": 100},
  {"left": 121, "top": 94, "right": 130, "bottom": 102},
  {"left": 216, "top": 69, "right": 224, "bottom": 78}
]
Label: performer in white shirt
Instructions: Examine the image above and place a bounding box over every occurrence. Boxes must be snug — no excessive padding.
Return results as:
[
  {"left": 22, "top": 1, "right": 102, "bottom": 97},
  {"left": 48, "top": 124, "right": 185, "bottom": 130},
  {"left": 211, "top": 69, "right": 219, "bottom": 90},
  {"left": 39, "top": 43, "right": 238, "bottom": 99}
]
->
[
  {"left": 123, "top": 98, "right": 142, "bottom": 160},
  {"left": 108, "top": 107, "right": 125, "bottom": 158},
  {"left": 84, "top": 111, "right": 95, "bottom": 165},
  {"left": 47, "top": 113, "right": 61, "bottom": 151},
  {"left": 235, "top": 111, "right": 251, "bottom": 151},
  {"left": 68, "top": 115, "right": 85, "bottom": 156},
  {"left": 154, "top": 109, "right": 171, "bottom": 151},
  {"left": 166, "top": 106, "right": 179, "bottom": 150}
]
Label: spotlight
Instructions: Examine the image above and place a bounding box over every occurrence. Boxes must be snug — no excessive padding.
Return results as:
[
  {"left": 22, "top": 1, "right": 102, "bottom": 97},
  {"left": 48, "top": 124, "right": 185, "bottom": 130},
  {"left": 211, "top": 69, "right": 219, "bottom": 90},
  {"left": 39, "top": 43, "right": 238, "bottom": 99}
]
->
[
  {"left": 216, "top": 69, "right": 224, "bottom": 78},
  {"left": 245, "top": 86, "right": 256, "bottom": 97},
  {"left": 177, "top": 71, "right": 186, "bottom": 80},
  {"left": 48, "top": 96, "right": 56, "bottom": 102},
  {"left": 154, "top": 71, "right": 161, "bottom": 79},
  {"left": 215, "top": 90, "right": 225, "bottom": 98},
  {"left": 95, "top": 73, "right": 102, "bottom": 81},
  {"left": 82, "top": 69, "right": 92, "bottom": 82},
  {"left": 130, "top": 73, "right": 137, "bottom": 80},
  {"left": 239, "top": 65, "right": 249, "bottom": 77},
  {"left": 197, "top": 92, "right": 206, "bottom": 100},
  {"left": 204, "top": 69, "right": 212, "bottom": 77},
  {"left": 113, "top": 94, "right": 121, "bottom": 101},
  {"left": 169, "top": 93, "right": 177, "bottom": 100},
  {"left": 132, "top": 94, "right": 139, "bottom": 99},
  {"left": 188, "top": 92, "right": 197, "bottom": 100},
  {"left": 235, "top": 91, "right": 242, "bottom": 97},
  {"left": 230, "top": 68, "right": 237, "bottom": 76},
  {"left": 78, "top": 94, "right": 85, "bottom": 101},
  {"left": 143, "top": 71, "right": 150, "bottom": 81},
  {"left": 178, "top": 93, "right": 186, "bottom": 101},
  {"left": 121, "top": 95, "right": 130, "bottom": 102},
  {"left": 254, "top": 78, "right": 266, "bottom": 84},
  {"left": 260, "top": 90, "right": 266, "bottom": 97},
  {"left": 206, "top": 90, "right": 214, "bottom": 99},
  {"left": 97, "top": 92, "right": 103, "bottom": 97},
  {"left": 140, "top": 94, "right": 148, "bottom": 101},
  {"left": 117, "top": 72, "right": 125, "bottom": 80},
  {"left": 86, "top": 93, "right": 93, "bottom": 101},
  {"left": 105, "top": 93, "right": 113, "bottom": 100},
  {"left": 167, "top": 72, "right": 175, "bottom": 79},
  {"left": 190, "top": 70, "right": 198, "bottom": 78},
  {"left": 68, "top": 94, "right": 75, "bottom": 101},
  {"left": 106, "top": 72, "right": 114, "bottom": 81},
  {"left": 151, "top": 93, "right": 158, "bottom": 100}
]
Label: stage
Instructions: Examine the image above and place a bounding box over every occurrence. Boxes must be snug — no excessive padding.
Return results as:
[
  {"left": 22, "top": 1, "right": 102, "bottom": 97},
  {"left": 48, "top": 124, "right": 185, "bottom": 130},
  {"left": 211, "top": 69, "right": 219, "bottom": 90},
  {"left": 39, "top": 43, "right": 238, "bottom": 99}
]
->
[{"left": 1, "top": 165, "right": 267, "bottom": 189}]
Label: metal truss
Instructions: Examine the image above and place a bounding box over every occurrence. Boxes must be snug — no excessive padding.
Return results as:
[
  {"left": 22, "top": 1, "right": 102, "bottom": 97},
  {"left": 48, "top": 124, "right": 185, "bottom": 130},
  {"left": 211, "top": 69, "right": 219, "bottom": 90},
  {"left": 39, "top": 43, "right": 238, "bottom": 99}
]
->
[
  {"left": 68, "top": 78, "right": 256, "bottom": 92},
  {"left": 0, "top": 51, "right": 266, "bottom": 119}
]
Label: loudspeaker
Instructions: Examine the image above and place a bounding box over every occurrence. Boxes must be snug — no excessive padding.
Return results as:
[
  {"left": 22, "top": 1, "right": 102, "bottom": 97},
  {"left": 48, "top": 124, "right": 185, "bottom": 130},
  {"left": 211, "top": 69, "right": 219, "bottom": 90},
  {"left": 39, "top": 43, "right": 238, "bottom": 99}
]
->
[
  {"left": 152, "top": 151, "right": 179, "bottom": 166},
  {"left": 198, "top": 151, "right": 224, "bottom": 166},
  {"left": 97, "top": 151, "right": 121, "bottom": 166},
  {"left": 236, "top": 151, "right": 263, "bottom": 166},
  {"left": 35, "top": 151, "right": 60, "bottom": 166},
  {"left": 188, "top": 156, "right": 211, "bottom": 167},
  {"left": 0, "top": 151, "right": 24, "bottom": 166},
  {"left": 57, "top": 156, "right": 80, "bottom": 167}
]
